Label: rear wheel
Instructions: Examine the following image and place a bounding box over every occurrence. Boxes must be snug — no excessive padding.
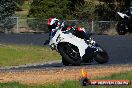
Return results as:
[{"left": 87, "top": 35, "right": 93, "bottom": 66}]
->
[
  {"left": 116, "top": 22, "right": 127, "bottom": 35},
  {"left": 94, "top": 51, "right": 109, "bottom": 64},
  {"left": 58, "top": 43, "right": 81, "bottom": 66},
  {"left": 94, "top": 44, "right": 109, "bottom": 64}
]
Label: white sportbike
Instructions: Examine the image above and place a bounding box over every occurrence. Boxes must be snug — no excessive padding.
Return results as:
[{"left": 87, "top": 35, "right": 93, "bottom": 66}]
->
[{"left": 48, "top": 23, "right": 109, "bottom": 66}]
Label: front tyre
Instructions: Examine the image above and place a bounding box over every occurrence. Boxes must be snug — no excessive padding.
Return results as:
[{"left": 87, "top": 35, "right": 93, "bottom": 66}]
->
[
  {"left": 62, "top": 57, "right": 69, "bottom": 66},
  {"left": 94, "top": 51, "right": 109, "bottom": 64},
  {"left": 58, "top": 43, "right": 81, "bottom": 66}
]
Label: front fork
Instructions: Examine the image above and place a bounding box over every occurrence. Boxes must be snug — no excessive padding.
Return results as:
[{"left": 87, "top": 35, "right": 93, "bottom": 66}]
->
[{"left": 87, "top": 38, "right": 103, "bottom": 53}]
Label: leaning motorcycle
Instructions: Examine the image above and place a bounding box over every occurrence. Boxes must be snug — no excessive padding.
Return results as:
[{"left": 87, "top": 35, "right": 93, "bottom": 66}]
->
[
  {"left": 48, "top": 22, "right": 109, "bottom": 66},
  {"left": 116, "top": 12, "right": 132, "bottom": 35}
]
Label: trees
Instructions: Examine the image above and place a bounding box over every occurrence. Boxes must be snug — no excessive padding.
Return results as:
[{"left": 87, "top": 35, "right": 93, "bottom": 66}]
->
[
  {"left": 69, "top": 0, "right": 85, "bottom": 11},
  {"left": 95, "top": 3, "right": 117, "bottom": 20},
  {"left": 94, "top": 0, "right": 132, "bottom": 21},
  {"left": 0, "top": 0, "right": 16, "bottom": 20},
  {"left": 0, "top": 0, "right": 16, "bottom": 33},
  {"left": 14, "top": 0, "right": 25, "bottom": 11},
  {"left": 124, "top": 0, "right": 131, "bottom": 10},
  {"left": 73, "top": 0, "right": 96, "bottom": 20},
  {"left": 28, "top": 0, "right": 73, "bottom": 19},
  {"left": 28, "top": 0, "right": 96, "bottom": 20},
  {"left": 28, "top": 0, "right": 132, "bottom": 21},
  {"left": 27, "top": 0, "right": 75, "bottom": 32}
]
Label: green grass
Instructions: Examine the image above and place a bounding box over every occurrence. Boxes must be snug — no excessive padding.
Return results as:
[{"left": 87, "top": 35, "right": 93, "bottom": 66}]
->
[
  {"left": 0, "top": 82, "right": 29, "bottom": 88},
  {"left": 0, "top": 70, "right": 132, "bottom": 88},
  {"left": 97, "top": 71, "right": 132, "bottom": 80},
  {"left": 0, "top": 44, "right": 61, "bottom": 67},
  {"left": 0, "top": 81, "right": 79, "bottom": 88}
]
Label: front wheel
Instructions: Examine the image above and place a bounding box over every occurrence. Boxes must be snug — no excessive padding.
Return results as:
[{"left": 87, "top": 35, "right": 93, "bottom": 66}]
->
[
  {"left": 94, "top": 51, "right": 109, "bottom": 64},
  {"left": 62, "top": 57, "right": 69, "bottom": 66},
  {"left": 58, "top": 43, "right": 81, "bottom": 66}
]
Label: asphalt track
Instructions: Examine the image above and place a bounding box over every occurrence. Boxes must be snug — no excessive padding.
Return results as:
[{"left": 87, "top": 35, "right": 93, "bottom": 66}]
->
[{"left": 0, "top": 33, "right": 132, "bottom": 71}]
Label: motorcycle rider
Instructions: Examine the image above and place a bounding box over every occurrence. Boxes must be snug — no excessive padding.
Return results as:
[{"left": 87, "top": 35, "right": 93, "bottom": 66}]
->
[
  {"left": 124, "top": 6, "right": 132, "bottom": 27},
  {"left": 126, "top": 6, "right": 132, "bottom": 16},
  {"left": 44, "top": 18, "right": 90, "bottom": 45}
]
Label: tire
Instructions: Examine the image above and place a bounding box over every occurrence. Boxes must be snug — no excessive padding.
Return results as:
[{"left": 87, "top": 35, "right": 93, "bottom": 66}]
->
[
  {"left": 94, "top": 51, "right": 109, "bottom": 64},
  {"left": 94, "top": 44, "right": 109, "bottom": 64},
  {"left": 62, "top": 57, "right": 69, "bottom": 66},
  {"left": 58, "top": 43, "right": 81, "bottom": 66},
  {"left": 116, "top": 22, "right": 127, "bottom": 35}
]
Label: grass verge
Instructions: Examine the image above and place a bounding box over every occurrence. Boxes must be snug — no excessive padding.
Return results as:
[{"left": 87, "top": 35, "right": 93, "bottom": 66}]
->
[
  {"left": 0, "top": 44, "right": 60, "bottom": 67},
  {"left": 0, "top": 70, "right": 132, "bottom": 88}
]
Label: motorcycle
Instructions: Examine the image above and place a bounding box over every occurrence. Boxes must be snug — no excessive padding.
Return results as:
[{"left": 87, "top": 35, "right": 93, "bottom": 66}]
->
[
  {"left": 48, "top": 22, "right": 109, "bottom": 66},
  {"left": 116, "top": 12, "right": 132, "bottom": 35}
]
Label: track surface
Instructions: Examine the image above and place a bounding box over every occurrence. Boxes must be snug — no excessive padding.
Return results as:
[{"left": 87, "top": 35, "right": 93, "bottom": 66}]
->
[{"left": 0, "top": 34, "right": 132, "bottom": 71}]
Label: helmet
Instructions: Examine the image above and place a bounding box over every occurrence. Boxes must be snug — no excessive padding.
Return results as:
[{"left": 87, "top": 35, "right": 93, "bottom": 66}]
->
[
  {"left": 129, "top": 6, "right": 132, "bottom": 14},
  {"left": 47, "top": 18, "right": 60, "bottom": 31}
]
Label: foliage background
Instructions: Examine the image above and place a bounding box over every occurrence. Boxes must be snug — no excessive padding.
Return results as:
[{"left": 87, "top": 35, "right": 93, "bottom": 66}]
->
[
  {"left": 28, "top": 0, "right": 131, "bottom": 20},
  {"left": 0, "top": 0, "right": 131, "bottom": 32},
  {"left": 0, "top": 0, "right": 16, "bottom": 33}
]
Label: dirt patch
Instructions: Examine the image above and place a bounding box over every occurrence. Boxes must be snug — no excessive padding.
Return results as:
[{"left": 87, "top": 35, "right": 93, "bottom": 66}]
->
[{"left": 0, "top": 64, "right": 132, "bottom": 85}]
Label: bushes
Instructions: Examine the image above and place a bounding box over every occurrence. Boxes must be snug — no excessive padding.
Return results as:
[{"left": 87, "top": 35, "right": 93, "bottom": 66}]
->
[
  {"left": 27, "top": 0, "right": 75, "bottom": 32},
  {"left": 74, "top": 0, "right": 96, "bottom": 20},
  {"left": 28, "top": 0, "right": 73, "bottom": 19},
  {"left": 0, "top": 0, "right": 16, "bottom": 33},
  {"left": 0, "top": 17, "right": 17, "bottom": 33},
  {"left": 95, "top": 3, "right": 117, "bottom": 21},
  {"left": 27, "top": 0, "right": 126, "bottom": 32},
  {"left": 28, "top": 0, "right": 119, "bottom": 21},
  {"left": 27, "top": 18, "right": 48, "bottom": 32}
]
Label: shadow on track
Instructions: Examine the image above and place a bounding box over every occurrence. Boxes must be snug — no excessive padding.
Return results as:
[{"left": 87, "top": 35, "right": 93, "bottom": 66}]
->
[{"left": 0, "top": 61, "right": 100, "bottom": 71}]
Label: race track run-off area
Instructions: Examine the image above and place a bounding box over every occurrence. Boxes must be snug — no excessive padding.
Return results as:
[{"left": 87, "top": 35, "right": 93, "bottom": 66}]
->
[
  {"left": 0, "top": 34, "right": 132, "bottom": 84},
  {"left": 0, "top": 34, "right": 132, "bottom": 65},
  {"left": 92, "top": 35, "right": 132, "bottom": 64}
]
